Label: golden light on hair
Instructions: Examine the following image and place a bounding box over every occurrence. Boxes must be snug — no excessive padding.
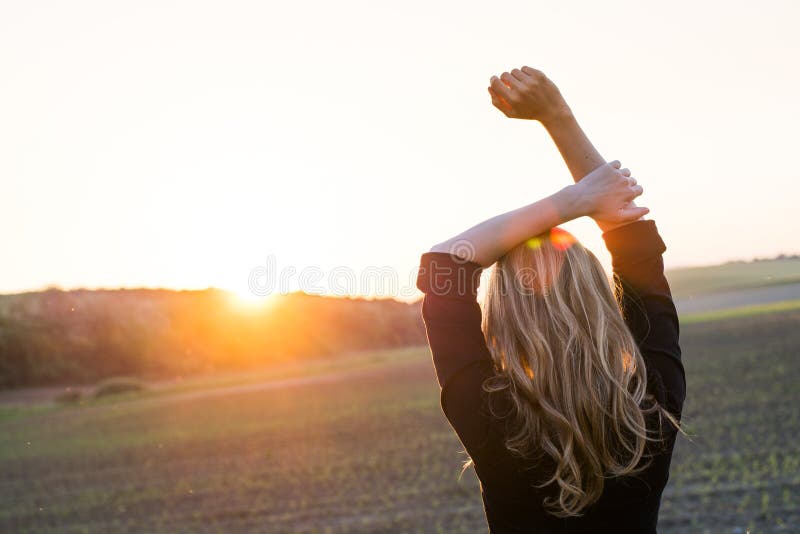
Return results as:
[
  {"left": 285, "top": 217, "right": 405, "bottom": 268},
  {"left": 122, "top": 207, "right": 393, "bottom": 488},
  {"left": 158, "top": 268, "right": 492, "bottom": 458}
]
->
[
  {"left": 622, "top": 351, "right": 635, "bottom": 372},
  {"left": 481, "top": 233, "right": 686, "bottom": 518},
  {"left": 522, "top": 360, "right": 535, "bottom": 380}
]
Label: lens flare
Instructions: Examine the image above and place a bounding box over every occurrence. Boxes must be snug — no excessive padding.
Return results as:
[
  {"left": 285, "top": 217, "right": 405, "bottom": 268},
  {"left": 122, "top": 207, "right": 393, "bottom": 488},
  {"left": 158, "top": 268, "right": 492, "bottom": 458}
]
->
[
  {"left": 526, "top": 228, "right": 577, "bottom": 251},
  {"left": 550, "top": 227, "right": 577, "bottom": 251},
  {"left": 526, "top": 236, "right": 545, "bottom": 250}
]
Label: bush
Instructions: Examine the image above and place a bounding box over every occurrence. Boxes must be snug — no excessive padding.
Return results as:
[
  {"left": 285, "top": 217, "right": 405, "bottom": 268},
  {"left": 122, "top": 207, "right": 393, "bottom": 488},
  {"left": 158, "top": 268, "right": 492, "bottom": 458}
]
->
[{"left": 92, "top": 377, "right": 145, "bottom": 398}]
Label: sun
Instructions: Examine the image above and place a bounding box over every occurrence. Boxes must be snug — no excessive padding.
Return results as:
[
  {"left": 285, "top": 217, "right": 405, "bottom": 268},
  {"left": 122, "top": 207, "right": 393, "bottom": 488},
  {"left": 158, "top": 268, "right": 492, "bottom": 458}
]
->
[{"left": 222, "top": 280, "right": 279, "bottom": 311}]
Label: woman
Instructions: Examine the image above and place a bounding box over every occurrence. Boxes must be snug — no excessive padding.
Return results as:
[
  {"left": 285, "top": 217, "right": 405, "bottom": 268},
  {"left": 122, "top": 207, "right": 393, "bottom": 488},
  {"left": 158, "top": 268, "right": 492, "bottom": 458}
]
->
[{"left": 416, "top": 67, "right": 687, "bottom": 532}]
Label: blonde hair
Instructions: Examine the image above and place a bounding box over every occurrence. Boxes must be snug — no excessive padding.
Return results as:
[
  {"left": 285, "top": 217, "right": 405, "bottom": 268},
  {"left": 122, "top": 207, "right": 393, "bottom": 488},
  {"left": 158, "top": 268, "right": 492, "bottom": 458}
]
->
[{"left": 480, "top": 227, "right": 685, "bottom": 517}]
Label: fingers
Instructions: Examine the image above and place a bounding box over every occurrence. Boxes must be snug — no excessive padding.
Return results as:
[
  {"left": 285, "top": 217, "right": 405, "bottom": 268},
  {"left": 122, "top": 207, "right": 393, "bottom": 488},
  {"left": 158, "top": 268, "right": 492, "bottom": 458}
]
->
[
  {"left": 490, "top": 76, "right": 514, "bottom": 103},
  {"left": 619, "top": 206, "right": 650, "bottom": 221},
  {"left": 521, "top": 66, "right": 545, "bottom": 80},
  {"left": 500, "top": 71, "right": 524, "bottom": 92},
  {"left": 615, "top": 164, "right": 637, "bottom": 186},
  {"left": 510, "top": 68, "right": 530, "bottom": 82},
  {"left": 491, "top": 66, "right": 545, "bottom": 90},
  {"left": 488, "top": 87, "right": 512, "bottom": 115},
  {"left": 626, "top": 184, "right": 644, "bottom": 200},
  {"left": 610, "top": 161, "right": 637, "bottom": 185},
  {"left": 489, "top": 67, "right": 545, "bottom": 107}
]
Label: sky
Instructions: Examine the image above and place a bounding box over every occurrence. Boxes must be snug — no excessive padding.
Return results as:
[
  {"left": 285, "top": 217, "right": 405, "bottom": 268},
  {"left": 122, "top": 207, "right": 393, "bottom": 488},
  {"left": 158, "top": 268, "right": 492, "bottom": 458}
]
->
[{"left": 2, "top": 0, "right": 799, "bottom": 299}]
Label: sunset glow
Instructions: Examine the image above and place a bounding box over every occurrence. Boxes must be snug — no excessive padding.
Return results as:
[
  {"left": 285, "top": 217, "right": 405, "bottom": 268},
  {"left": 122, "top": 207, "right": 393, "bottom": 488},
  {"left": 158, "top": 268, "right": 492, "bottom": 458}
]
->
[
  {"left": 226, "top": 287, "right": 272, "bottom": 308},
  {"left": 2, "top": 1, "right": 798, "bottom": 298}
]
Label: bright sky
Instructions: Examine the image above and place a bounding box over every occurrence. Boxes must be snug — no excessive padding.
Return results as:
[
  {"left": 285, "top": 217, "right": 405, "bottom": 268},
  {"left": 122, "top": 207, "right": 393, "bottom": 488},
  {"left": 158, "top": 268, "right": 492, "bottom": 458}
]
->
[{"left": 2, "top": 0, "right": 798, "bottom": 298}]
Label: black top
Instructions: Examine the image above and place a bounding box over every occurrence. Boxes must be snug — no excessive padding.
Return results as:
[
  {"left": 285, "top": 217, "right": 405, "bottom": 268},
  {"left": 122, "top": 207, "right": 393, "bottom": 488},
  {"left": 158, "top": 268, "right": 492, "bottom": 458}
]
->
[{"left": 416, "top": 220, "right": 686, "bottom": 533}]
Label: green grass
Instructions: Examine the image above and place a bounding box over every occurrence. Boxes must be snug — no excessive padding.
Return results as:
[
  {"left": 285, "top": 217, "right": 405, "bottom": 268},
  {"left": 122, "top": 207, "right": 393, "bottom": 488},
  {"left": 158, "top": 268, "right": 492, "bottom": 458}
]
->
[
  {"left": 0, "top": 404, "right": 55, "bottom": 424},
  {"left": 143, "top": 345, "right": 427, "bottom": 398},
  {"left": 21, "top": 346, "right": 429, "bottom": 410},
  {"left": 667, "top": 257, "right": 800, "bottom": 299},
  {"left": 0, "top": 313, "right": 798, "bottom": 532},
  {"left": 680, "top": 299, "right": 800, "bottom": 324}
]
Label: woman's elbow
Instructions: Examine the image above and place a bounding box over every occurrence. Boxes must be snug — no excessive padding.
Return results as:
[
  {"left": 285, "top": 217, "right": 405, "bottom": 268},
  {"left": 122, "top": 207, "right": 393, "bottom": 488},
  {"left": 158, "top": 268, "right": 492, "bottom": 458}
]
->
[{"left": 428, "top": 241, "right": 451, "bottom": 254}]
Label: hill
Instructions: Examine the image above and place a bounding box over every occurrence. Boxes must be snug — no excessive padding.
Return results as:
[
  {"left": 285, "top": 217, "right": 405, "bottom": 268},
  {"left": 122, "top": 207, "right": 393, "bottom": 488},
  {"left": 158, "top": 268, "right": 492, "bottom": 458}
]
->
[{"left": 666, "top": 256, "right": 800, "bottom": 299}]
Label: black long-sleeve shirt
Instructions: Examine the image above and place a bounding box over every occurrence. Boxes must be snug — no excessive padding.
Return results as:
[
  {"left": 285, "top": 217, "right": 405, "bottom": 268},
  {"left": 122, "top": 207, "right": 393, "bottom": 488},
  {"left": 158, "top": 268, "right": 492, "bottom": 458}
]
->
[{"left": 416, "top": 220, "right": 686, "bottom": 533}]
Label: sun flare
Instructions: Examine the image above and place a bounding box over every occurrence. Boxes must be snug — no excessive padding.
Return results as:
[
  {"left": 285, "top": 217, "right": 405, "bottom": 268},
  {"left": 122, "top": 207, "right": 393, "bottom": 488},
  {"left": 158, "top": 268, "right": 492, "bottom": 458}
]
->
[{"left": 223, "top": 282, "right": 279, "bottom": 311}]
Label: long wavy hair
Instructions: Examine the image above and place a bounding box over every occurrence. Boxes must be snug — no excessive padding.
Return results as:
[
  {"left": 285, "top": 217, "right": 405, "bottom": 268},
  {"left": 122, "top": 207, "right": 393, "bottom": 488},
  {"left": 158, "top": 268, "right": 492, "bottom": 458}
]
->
[{"left": 480, "top": 227, "right": 685, "bottom": 518}]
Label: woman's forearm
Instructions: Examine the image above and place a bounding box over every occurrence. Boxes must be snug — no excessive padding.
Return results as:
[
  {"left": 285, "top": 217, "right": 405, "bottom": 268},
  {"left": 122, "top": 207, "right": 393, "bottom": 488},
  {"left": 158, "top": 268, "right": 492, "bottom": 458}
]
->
[
  {"left": 486, "top": 67, "right": 641, "bottom": 233},
  {"left": 542, "top": 111, "right": 639, "bottom": 233},
  {"left": 542, "top": 110, "right": 606, "bottom": 181},
  {"left": 488, "top": 68, "right": 607, "bottom": 182},
  {"left": 430, "top": 187, "right": 579, "bottom": 267},
  {"left": 429, "top": 158, "right": 646, "bottom": 267}
]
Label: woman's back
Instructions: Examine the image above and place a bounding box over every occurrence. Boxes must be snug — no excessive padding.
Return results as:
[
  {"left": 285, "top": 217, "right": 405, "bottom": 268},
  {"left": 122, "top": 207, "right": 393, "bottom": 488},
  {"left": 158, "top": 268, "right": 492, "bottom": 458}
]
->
[{"left": 417, "top": 220, "right": 686, "bottom": 533}]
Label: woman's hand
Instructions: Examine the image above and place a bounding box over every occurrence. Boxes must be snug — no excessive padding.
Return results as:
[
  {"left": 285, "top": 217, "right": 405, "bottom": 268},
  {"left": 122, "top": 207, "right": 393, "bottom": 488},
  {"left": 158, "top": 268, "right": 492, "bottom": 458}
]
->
[
  {"left": 488, "top": 67, "right": 572, "bottom": 124},
  {"left": 568, "top": 161, "right": 649, "bottom": 223}
]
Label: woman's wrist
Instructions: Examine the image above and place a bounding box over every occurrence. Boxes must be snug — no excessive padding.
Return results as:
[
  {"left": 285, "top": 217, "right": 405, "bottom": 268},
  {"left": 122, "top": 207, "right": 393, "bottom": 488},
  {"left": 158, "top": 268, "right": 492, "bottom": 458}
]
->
[
  {"left": 552, "top": 184, "right": 587, "bottom": 223},
  {"left": 540, "top": 105, "right": 576, "bottom": 131}
]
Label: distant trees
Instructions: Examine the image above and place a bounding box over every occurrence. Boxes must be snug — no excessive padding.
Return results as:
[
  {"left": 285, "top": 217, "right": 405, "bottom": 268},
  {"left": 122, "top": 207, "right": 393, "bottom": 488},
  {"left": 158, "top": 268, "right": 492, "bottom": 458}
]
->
[{"left": 0, "top": 289, "right": 425, "bottom": 389}]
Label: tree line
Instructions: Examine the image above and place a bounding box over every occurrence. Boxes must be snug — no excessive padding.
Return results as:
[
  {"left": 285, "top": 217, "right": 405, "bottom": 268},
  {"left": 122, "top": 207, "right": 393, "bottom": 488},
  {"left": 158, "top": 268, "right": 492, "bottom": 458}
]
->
[{"left": 0, "top": 288, "right": 425, "bottom": 389}]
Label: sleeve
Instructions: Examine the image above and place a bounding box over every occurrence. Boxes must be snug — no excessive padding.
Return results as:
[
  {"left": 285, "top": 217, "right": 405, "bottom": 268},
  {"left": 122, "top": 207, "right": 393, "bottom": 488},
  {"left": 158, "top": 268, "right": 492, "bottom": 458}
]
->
[
  {"left": 415, "top": 252, "right": 492, "bottom": 389},
  {"left": 416, "top": 251, "right": 497, "bottom": 452},
  {"left": 602, "top": 220, "right": 687, "bottom": 418}
]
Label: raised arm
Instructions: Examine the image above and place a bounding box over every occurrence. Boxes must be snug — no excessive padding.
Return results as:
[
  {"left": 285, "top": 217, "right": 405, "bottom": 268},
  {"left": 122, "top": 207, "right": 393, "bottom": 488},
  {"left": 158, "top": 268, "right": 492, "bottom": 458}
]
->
[
  {"left": 489, "top": 67, "right": 685, "bottom": 416},
  {"left": 602, "top": 221, "right": 686, "bottom": 417},
  {"left": 430, "top": 165, "right": 648, "bottom": 267},
  {"left": 418, "top": 156, "right": 646, "bottom": 452},
  {"left": 488, "top": 67, "right": 642, "bottom": 233}
]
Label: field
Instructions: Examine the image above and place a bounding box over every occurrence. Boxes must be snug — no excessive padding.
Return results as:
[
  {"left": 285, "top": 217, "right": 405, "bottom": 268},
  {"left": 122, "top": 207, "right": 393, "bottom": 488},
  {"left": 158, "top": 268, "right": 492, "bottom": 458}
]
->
[
  {"left": 666, "top": 258, "right": 800, "bottom": 300},
  {"left": 1, "top": 308, "right": 799, "bottom": 533},
  {"left": 666, "top": 258, "right": 800, "bottom": 316}
]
